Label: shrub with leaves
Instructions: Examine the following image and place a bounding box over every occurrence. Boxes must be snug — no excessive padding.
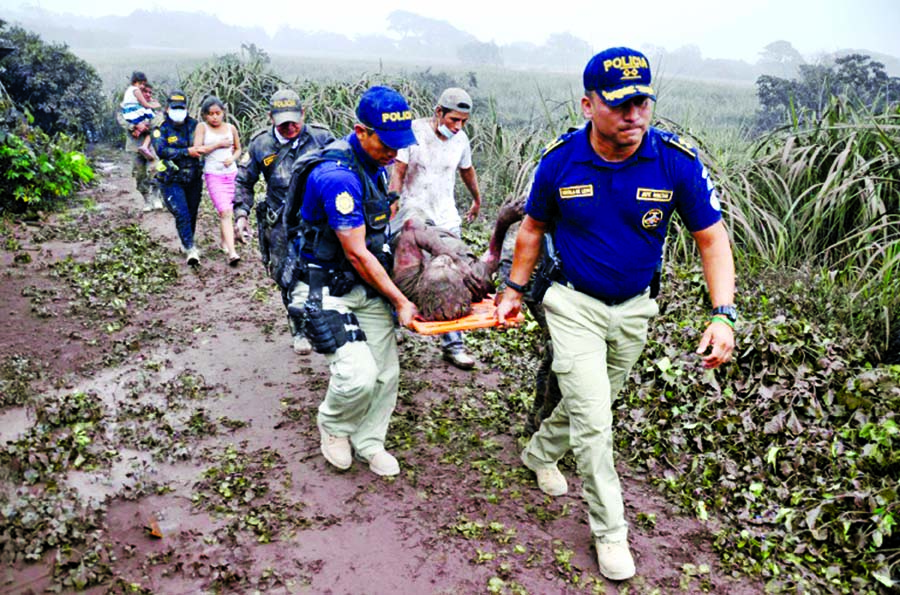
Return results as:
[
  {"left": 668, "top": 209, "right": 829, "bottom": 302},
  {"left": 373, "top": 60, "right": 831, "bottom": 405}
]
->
[
  {"left": 0, "top": 21, "right": 104, "bottom": 139},
  {"left": 0, "top": 122, "right": 95, "bottom": 214},
  {"left": 618, "top": 266, "right": 899, "bottom": 593}
]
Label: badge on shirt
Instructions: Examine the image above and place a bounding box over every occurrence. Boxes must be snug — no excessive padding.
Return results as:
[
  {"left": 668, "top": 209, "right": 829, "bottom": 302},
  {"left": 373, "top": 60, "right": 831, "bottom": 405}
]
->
[
  {"left": 152, "top": 129, "right": 161, "bottom": 138},
  {"left": 167, "top": 136, "right": 178, "bottom": 144},
  {"left": 334, "top": 191, "right": 354, "bottom": 215},
  {"left": 262, "top": 153, "right": 276, "bottom": 167},
  {"left": 240, "top": 152, "right": 251, "bottom": 166},
  {"left": 559, "top": 184, "right": 594, "bottom": 199},
  {"left": 642, "top": 209, "right": 664, "bottom": 229},
  {"left": 636, "top": 188, "right": 673, "bottom": 202}
]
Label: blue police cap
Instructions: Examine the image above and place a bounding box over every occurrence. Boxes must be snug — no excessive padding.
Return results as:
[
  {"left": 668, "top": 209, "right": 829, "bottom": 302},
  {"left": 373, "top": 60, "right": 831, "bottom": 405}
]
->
[
  {"left": 583, "top": 47, "right": 656, "bottom": 106},
  {"left": 356, "top": 86, "right": 417, "bottom": 150},
  {"left": 167, "top": 89, "right": 188, "bottom": 109}
]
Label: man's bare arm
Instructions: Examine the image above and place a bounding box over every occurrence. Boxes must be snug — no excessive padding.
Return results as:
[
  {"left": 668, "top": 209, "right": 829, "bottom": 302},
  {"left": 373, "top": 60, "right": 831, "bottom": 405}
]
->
[{"left": 335, "top": 226, "right": 418, "bottom": 327}]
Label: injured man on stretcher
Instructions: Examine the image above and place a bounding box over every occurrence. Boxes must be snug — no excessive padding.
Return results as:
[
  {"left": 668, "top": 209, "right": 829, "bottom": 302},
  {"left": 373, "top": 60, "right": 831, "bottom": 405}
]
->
[{"left": 391, "top": 196, "right": 524, "bottom": 321}]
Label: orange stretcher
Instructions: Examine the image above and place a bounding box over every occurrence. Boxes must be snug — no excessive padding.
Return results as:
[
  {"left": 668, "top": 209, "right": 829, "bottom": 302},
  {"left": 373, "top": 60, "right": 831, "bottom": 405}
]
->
[{"left": 410, "top": 295, "right": 524, "bottom": 335}]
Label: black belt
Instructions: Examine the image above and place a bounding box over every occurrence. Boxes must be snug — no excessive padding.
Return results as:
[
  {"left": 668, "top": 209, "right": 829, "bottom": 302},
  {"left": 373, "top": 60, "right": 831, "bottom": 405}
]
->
[{"left": 556, "top": 273, "right": 643, "bottom": 307}]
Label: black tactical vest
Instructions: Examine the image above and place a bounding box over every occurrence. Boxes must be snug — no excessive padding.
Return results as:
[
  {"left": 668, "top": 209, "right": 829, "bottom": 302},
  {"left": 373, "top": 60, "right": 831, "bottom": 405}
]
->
[{"left": 282, "top": 139, "right": 393, "bottom": 289}]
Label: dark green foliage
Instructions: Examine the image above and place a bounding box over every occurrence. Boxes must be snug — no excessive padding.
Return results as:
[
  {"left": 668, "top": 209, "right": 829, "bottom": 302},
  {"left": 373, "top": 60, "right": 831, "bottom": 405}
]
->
[
  {"left": 0, "top": 23, "right": 105, "bottom": 139},
  {"left": 0, "top": 123, "right": 95, "bottom": 214},
  {"left": 755, "top": 54, "right": 900, "bottom": 132},
  {"left": 618, "top": 267, "right": 899, "bottom": 592}
]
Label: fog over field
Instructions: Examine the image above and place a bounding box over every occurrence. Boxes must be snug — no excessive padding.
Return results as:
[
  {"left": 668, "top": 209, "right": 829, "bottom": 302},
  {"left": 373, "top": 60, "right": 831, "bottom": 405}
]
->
[{"left": 5, "top": 0, "right": 900, "bottom": 79}]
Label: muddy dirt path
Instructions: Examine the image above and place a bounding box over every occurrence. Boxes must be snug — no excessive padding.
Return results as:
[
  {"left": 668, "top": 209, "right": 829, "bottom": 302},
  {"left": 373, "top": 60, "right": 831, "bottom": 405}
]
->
[{"left": 1, "top": 150, "right": 762, "bottom": 594}]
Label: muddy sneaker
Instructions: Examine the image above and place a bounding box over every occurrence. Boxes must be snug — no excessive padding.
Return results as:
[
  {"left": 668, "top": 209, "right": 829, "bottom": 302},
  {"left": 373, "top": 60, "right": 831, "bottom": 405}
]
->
[
  {"left": 292, "top": 335, "right": 312, "bottom": 355},
  {"left": 319, "top": 425, "right": 351, "bottom": 470},
  {"left": 367, "top": 450, "right": 400, "bottom": 476},
  {"left": 185, "top": 247, "right": 200, "bottom": 266},
  {"left": 442, "top": 346, "right": 476, "bottom": 370},
  {"left": 595, "top": 540, "right": 635, "bottom": 581},
  {"left": 521, "top": 451, "right": 568, "bottom": 496}
]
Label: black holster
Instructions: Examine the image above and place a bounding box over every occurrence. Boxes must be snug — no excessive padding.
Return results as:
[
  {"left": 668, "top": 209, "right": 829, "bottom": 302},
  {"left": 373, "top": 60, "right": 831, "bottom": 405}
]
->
[
  {"left": 301, "top": 264, "right": 366, "bottom": 354},
  {"left": 530, "top": 234, "right": 562, "bottom": 304}
]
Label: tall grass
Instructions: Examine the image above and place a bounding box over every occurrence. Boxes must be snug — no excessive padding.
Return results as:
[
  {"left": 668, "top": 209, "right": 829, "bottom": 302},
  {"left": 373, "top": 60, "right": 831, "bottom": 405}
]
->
[{"left": 721, "top": 99, "right": 900, "bottom": 309}]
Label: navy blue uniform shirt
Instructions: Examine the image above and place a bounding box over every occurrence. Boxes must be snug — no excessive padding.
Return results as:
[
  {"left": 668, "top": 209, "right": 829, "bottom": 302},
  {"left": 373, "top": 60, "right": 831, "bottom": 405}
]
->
[
  {"left": 300, "top": 133, "right": 390, "bottom": 232},
  {"left": 527, "top": 125, "right": 722, "bottom": 302},
  {"left": 151, "top": 116, "right": 201, "bottom": 185}
]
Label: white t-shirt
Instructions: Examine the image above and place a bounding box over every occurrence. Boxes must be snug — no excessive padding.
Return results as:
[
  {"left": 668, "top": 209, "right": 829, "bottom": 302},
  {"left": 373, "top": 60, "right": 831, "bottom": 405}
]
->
[
  {"left": 394, "top": 117, "right": 472, "bottom": 232},
  {"left": 200, "top": 123, "right": 237, "bottom": 175}
]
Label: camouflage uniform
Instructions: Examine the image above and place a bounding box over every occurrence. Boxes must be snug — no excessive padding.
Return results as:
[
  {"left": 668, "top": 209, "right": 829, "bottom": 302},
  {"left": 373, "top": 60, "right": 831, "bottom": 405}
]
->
[{"left": 116, "top": 110, "right": 164, "bottom": 210}]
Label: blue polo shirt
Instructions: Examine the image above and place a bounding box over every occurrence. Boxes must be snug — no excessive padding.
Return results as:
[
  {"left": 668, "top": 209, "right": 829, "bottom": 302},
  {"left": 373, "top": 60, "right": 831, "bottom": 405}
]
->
[
  {"left": 299, "top": 134, "right": 390, "bottom": 232},
  {"left": 527, "top": 125, "right": 722, "bottom": 302}
]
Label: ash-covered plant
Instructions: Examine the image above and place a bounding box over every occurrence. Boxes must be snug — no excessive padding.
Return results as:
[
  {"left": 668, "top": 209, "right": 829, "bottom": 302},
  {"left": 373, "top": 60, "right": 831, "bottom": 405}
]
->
[
  {"left": 617, "top": 265, "right": 898, "bottom": 593},
  {"left": 180, "top": 44, "right": 288, "bottom": 144},
  {"left": 0, "top": 353, "right": 42, "bottom": 407},
  {"left": 0, "top": 485, "right": 104, "bottom": 564},
  {"left": 50, "top": 223, "right": 178, "bottom": 326},
  {"left": 3, "top": 390, "right": 115, "bottom": 485}
]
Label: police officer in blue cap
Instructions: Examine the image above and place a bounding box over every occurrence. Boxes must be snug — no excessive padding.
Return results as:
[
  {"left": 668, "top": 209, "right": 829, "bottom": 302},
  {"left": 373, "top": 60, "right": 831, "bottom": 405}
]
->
[
  {"left": 281, "top": 86, "right": 418, "bottom": 478},
  {"left": 497, "top": 47, "right": 736, "bottom": 580}
]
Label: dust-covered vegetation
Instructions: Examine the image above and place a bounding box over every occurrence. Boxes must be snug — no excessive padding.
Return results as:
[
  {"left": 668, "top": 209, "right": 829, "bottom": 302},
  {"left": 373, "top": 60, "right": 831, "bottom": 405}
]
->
[
  {"left": 1, "top": 23, "right": 899, "bottom": 593},
  {"left": 0, "top": 20, "right": 97, "bottom": 215}
]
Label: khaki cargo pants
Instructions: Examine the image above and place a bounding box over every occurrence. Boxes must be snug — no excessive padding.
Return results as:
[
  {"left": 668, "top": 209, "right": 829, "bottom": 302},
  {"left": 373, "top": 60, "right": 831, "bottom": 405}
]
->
[
  {"left": 521, "top": 282, "right": 658, "bottom": 543},
  {"left": 289, "top": 282, "right": 399, "bottom": 461}
]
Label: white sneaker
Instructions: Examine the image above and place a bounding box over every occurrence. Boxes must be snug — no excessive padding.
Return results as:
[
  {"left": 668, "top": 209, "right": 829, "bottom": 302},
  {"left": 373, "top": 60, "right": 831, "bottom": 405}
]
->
[
  {"left": 521, "top": 452, "right": 568, "bottom": 496},
  {"left": 292, "top": 335, "right": 312, "bottom": 355},
  {"left": 596, "top": 540, "right": 636, "bottom": 581},
  {"left": 185, "top": 247, "right": 200, "bottom": 266},
  {"left": 442, "top": 347, "right": 476, "bottom": 370},
  {"left": 319, "top": 425, "right": 351, "bottom": 470},
  {"left": 367, "top": 450, "right": 400, "bottom": 476}
]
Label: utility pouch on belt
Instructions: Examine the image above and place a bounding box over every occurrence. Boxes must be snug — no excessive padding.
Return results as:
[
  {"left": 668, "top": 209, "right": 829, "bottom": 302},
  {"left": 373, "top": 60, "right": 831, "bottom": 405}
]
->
[
  {"left": 302, "top": 264, "right": 366, "bottom": 354},
  {"left": 531, "top": 233, "right": 562, "bottom": 304}
]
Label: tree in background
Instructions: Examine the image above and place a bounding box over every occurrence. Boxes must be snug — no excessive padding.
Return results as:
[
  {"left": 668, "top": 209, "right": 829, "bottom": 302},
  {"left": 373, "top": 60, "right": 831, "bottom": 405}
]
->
[
  {"left": 755, "top": 53, "right": 900, "bottom": 131},
  {"left": 0, "top": 20, "right": 95, "bottom": 214},
  {"left": 0, "top": 23, "right": 104, "bottom": 140},
  {"left": 757, "top": 40, "right": 805, "bottom": 79},
  {"left": 457, "top": 41, "right": 502, "bottom": 67}
]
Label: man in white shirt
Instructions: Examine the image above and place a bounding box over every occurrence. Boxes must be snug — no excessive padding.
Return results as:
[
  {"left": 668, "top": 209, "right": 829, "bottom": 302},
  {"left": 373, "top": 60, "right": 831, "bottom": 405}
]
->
[{"left": 390, "top": 87, "right": 484, "bottom": 370}]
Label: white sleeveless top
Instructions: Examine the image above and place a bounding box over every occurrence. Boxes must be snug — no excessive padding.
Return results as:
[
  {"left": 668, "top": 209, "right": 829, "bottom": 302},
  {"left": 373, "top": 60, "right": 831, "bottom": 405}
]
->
[{"left": 201, "top": 124, "right": 237, "bottom": 174}]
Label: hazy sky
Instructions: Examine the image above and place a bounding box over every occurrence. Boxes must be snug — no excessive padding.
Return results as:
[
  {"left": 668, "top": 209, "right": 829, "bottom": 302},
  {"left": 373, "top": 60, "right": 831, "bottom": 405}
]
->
[{"left": 9, "top": 0, "right": 900, "bottom": 62}]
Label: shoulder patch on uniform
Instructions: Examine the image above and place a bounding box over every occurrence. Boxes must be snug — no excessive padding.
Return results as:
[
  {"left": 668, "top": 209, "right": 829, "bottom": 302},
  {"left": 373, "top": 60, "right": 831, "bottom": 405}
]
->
[
  {"left": 239, "top": 152, "right": 251, "bottom": 166},
  {"left": 539, "top": 127, "right": 581, "bottom": 161},
  {"left": 664, "top": 134, "right": 696, "bottom": 157},
  {"left": 152, "top": 129, "right": 161, "bottom": 138},
  {"left": 334, "top": 191, "right": 354, "bottom": 215},
  {"left": 262, "top": 153, "right": 277, "bottom": 167}
]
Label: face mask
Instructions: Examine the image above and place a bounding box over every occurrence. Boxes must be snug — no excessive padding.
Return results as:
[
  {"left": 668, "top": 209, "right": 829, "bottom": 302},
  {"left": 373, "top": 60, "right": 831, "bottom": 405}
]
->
[
  {"left": 168, "top": 108, "right": 187, "bottom": 123},
  {"left": 437, "top": 123, "right": 457, "bottom": 139}
]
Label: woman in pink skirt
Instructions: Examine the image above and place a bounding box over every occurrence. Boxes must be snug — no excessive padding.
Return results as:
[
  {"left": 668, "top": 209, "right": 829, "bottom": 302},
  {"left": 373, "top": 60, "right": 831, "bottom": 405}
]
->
[{"left": 193, "top": 95, "right": 242, "bottom": 265}]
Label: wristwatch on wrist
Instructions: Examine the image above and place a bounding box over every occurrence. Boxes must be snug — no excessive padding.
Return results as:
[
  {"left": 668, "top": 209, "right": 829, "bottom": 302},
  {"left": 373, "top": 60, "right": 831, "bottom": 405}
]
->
[
  {"left": 505, "top": 277, "right": 528, "bottom": 294},
  {"left": 711, "top": 305, "right": 738, "bottom": 324}
]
